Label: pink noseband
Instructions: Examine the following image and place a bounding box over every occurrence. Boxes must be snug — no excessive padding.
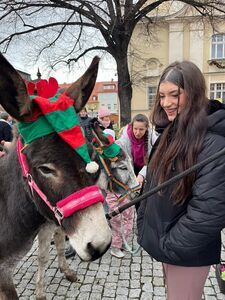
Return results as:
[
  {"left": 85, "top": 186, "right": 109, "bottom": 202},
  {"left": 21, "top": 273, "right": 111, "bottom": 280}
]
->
[{"left": 17, "top": 138, "right": 104, "bottom": 225}]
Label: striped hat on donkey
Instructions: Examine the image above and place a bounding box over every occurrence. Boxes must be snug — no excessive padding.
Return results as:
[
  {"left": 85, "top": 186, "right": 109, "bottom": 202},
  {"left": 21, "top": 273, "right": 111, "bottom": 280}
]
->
[{"left": 17, "top": 78, "right": 99, "bottom": 173}]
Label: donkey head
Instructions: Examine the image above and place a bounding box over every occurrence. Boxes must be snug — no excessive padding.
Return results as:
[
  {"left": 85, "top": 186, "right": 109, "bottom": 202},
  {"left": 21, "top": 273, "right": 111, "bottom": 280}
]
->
[
  {"left": 0, "top": 53, "right": 111, "bottom": 261},
  {"left": 91, "top": 121, "right": 139, "bottom": 198}
]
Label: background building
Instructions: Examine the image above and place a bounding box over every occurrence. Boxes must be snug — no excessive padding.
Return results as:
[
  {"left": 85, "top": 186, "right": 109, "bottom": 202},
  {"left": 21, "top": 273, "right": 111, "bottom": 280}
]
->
[
  {"left": 59, "top": 80, "right": 119, "bottom": 126},
  {"left": 130, "top": 3, "right": 225, "bottom": 118},
  {"left": 87, "top": 80, "right": 119, "bottom": 125}
]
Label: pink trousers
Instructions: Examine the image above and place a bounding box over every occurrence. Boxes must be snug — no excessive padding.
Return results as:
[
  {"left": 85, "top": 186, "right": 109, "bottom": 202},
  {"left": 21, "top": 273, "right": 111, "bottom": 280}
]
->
[
  {"left": 106, "top": 192, "right": 134, "bottom": 249},
  {"left": 163, "top": 263, "right": 210, "bottom": 300}
]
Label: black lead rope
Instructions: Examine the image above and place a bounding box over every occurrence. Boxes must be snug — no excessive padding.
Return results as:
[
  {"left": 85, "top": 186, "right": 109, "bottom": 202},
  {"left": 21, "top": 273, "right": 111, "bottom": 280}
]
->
[{"left": 106, "top": 147, "right": 225, "bottom": 220}]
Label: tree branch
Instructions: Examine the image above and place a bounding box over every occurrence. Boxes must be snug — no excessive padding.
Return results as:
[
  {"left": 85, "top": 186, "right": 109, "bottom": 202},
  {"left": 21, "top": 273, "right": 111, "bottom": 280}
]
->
[{"left": 50, "top": 45, "right": 110, "bottom": 68}]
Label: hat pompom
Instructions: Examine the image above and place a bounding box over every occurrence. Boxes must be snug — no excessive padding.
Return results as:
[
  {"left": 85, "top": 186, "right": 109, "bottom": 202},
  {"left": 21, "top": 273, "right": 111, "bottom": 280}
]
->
[{"left": 85, "top": 161, "right": 99, "bottom": 173}]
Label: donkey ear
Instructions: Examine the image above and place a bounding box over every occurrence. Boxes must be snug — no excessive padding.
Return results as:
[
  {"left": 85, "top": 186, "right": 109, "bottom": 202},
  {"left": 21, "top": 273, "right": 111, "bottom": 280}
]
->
[
  {"left": 92, "top": 120, "right": 110, "bottom": 145},
  {"left": 65, "top": 56, "right": 100, "bottom": 112},
  {"left": 0, "top": 53, "right": 32, "bottom": 121}
]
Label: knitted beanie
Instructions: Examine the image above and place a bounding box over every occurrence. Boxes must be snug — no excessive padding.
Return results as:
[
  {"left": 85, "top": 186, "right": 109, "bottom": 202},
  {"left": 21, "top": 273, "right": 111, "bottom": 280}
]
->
[
  {"left": 18, "top": 79, "right": 99, "bottom": 174},
  {"left": 98, "top": 107, "right": 111, "bottom": 118}
]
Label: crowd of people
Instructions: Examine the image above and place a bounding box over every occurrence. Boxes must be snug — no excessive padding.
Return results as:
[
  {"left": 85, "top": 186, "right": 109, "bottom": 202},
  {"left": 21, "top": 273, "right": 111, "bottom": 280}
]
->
[{"left": 2, "top": 59, "right": 225, "bottom": 299}]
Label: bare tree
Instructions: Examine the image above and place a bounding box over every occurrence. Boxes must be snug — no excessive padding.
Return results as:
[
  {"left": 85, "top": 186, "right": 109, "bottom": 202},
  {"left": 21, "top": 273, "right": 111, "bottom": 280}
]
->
[{"left": 0, "top": 0, "right": 225, "bottom": 125}]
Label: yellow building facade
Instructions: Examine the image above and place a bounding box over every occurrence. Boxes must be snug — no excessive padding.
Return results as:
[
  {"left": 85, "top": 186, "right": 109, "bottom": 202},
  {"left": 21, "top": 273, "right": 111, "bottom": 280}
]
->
[{"left": 130, "top": 3, "right": 225, "bottom": 118}]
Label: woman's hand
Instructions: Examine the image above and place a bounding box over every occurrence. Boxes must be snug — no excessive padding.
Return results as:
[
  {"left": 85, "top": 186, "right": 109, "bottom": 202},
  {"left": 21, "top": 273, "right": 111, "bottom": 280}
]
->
[{"left": 136, "top": 174, "right": 144, "bottom": 185}]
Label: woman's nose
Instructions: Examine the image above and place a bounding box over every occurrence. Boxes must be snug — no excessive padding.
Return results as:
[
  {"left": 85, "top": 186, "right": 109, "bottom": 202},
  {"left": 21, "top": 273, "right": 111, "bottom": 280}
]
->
[{"left": 162, "top": 96, "right": 172, "bottom": 107}]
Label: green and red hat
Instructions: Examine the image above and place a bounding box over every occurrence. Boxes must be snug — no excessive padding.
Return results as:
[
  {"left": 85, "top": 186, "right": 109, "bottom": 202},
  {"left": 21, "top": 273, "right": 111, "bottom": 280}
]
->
[
  {"left": 92, "top": 129, "right": 121, "bottom": 159},
  {"left": 17, "top": 78, "right": 99, "bottom": 173}
]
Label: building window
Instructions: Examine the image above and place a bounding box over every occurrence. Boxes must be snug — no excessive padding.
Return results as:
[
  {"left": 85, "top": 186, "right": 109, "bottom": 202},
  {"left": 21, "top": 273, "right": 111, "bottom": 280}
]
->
[
  {"left": 103, "top": 84, "right": 115, "bottom": 90},
  {"left": 211, "top": 34, "right": 225, "bottom": 59},
  {"left": 148, "top": 86, "right": 157, "bottom": 109},
  {"left": 210, "top": 83, "right": 225, "bottom": 103}
]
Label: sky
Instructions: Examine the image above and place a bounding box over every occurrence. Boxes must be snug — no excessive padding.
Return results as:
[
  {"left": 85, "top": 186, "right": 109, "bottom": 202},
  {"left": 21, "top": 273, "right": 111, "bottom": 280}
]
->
[{"left": 4, "top": 51, "right": 117, "bottom": 84}]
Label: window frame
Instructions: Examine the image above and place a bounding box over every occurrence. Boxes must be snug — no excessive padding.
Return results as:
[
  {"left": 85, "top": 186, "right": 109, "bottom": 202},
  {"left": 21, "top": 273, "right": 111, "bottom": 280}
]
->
[
  {"left": 211, "top": 34, "right": 225, "bottom": 60},
  {"left": 210, "top": 82, "right": 225, "bottom": 103},
  {"left": 147, "top": 85, "right": 157, "bottom": 109}
]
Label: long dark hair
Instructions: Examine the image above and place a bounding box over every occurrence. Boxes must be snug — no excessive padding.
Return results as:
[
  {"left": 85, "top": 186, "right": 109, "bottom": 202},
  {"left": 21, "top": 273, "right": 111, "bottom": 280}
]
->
[
  {"left": 150, "top": 61, "right": 208, "bottom": 204},
  {"left": 131, "top": 114, "right": 149, "bottom": 164}
]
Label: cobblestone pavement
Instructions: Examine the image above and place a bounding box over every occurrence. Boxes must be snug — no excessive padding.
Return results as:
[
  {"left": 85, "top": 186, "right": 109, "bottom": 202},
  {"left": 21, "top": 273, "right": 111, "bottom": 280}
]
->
[{"left": 14, "top": 228, "right": 225, "bottom": 300}]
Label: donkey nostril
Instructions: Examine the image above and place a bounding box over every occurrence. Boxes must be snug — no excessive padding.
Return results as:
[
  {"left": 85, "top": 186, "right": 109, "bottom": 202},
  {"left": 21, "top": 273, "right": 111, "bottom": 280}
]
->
[
  {"left": 87, "top": 242, "right": 100, "bottom": 260},
  {"left": 87, "top": 242, "right": 94, "bottom": 252},
  {"left": 87, "top": 242, "right": 110, "bottom": 261}
]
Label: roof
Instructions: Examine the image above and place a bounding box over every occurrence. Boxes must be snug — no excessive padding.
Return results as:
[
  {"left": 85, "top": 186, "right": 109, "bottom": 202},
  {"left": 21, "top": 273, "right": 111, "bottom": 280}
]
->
[{"left": 58, "top": 81, "right": 118, "bottom": 101}]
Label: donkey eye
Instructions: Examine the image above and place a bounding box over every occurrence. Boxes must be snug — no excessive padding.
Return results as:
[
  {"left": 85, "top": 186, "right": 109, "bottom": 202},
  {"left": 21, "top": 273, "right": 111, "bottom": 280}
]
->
[
  {"left": 119, "top": 166, "right": 127, "bottom": 170},
  {"left": 38, "top": 164, "right": 56, "bottom": 176},
  {"left": 112, "top": 162, "right": 127, "bottom": 170}
]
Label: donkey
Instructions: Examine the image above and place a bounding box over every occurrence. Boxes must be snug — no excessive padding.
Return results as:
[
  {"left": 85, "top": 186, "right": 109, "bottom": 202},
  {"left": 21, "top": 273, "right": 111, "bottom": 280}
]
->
[
  {"left": 0, "top": 53, "right": 112, "bottom": 300},
  {"left": 36, "top": 123, "right": 140, "bottom": 300}
]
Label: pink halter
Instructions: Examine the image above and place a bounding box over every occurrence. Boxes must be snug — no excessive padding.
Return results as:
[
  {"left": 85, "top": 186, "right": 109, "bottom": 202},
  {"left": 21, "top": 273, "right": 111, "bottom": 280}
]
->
[{"left": 17, "top": 138, "right": 104, "bottom": 225}]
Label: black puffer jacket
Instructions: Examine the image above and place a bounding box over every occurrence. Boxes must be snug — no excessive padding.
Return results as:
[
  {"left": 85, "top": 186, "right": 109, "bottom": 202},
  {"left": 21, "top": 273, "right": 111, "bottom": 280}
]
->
[
  {"left": 79, "top": 115, "right": 93, "bottom": 142},
  {"left": 137, "top": 106, "right": 225, "bottom": 266}
]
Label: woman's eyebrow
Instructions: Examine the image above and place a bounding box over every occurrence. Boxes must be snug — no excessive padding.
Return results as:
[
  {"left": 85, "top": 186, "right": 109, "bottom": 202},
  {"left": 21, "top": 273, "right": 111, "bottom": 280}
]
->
[{"left": 159, "top": 89, "right": 180, "bottom": 95}]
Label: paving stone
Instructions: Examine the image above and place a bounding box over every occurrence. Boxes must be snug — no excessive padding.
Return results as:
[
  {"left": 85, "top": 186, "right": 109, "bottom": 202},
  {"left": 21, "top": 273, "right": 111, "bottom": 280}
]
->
[
  {"left": 115, "top": 295, "right": 128, "bottom": 300},
  {"left": 89, "top": 293, "right": 103, "bottom": 300},
  {"left": 129, "top": 288, "right": 141, "bottom": 298},
  {"left": 116, "top": 286, "right": 129, "bottom": 296},
  {"left": 130, "top": 279, "right": 141, "bottom": 289},
  {"left": 106, "top": 275, "right": 119, "bottom": 283}
]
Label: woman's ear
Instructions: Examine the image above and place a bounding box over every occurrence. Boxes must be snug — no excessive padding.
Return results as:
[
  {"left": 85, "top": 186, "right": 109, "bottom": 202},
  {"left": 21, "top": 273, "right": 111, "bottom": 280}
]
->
[{"left": 0, "top": 54, "right": 32, "bottom": 121}]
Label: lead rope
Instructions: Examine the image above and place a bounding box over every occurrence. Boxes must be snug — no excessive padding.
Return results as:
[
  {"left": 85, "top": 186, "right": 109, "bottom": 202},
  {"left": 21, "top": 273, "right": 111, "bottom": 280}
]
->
[{"left": 106, "top": 146, "right": 225, "bottom": 220}]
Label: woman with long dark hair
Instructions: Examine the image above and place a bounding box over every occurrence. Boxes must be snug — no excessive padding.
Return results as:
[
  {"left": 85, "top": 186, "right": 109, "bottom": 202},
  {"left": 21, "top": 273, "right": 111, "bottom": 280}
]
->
[{"left": 137, "top": 60, "right": 225, "bottom": 299}]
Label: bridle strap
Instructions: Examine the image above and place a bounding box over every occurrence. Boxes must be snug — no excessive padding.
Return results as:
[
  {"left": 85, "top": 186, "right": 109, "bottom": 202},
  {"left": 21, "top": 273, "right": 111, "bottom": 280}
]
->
[
  {"left": 98, "top": 154, "right": 130, "bottom": 190},
  {"left": 17, "top": 138, "right": 61, "bottom": 221},
  {"left": 17, "top": 138, "right": 29, "bottom": 177},
  {"left": 92, "top": 129, "right": 141, "bottom": 201},
  {"left": 97, "top": 151, "right": 141, "bottom": 201},
  {"left": 17, "top": 137, "right": 104, "bottom": 225}
]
